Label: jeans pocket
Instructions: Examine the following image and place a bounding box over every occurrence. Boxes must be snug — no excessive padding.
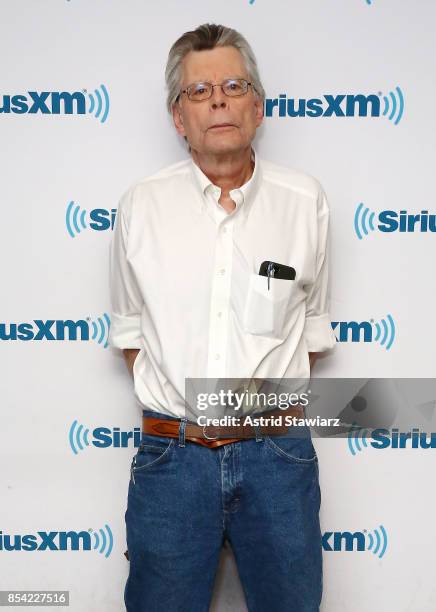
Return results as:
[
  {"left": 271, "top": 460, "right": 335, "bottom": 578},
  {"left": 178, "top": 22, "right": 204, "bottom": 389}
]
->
[
  {"left": 264, "top": 433, "right": 318, "bottom": 464},
  {"left": 130, "top": 435, "right": 174, "bottom": 483}
]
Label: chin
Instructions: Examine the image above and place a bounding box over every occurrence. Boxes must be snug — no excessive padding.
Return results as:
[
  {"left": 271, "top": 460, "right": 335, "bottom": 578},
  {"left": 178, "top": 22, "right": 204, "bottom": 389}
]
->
[{"left": 202, "top": 137, "right": 247, "bottom": 156}]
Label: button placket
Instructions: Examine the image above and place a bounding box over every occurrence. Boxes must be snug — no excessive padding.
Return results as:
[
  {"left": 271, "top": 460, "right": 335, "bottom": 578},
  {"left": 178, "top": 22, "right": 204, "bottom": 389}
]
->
[{"left": 206, "top": 221, "right": 233, "bottom": 378}]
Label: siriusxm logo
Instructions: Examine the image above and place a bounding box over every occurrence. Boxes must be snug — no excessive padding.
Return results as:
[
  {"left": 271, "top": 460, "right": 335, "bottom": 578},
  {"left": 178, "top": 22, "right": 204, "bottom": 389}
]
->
[
  {"left": 265, "top": 86, "right": 404, "bottom": 124},
  {"left": 322, "top": 524, "right": 387, "bottom": 557},
  {"left": 66, "top": 201, "right": 117, "bottom": 237},
  {"left": 69, "top": 421, "right": 142, "bottom": 454},
  {"left": 331, "top": 314, "right": 395, "bottom": 349},
  {"left": 0, "top": 313, "right": 110, "bottom": 348},
  {"left": 348, "top": 425, "right": 436, "bottom": 455},
  {"left": 0, "top": 84, "right": 110, "bottom": 123},
  {"left": 0, "top": 525, "right": 113, "bottom": 557},
  {"left": 355, "top": 203, "right": 436, "bottom": 239}
]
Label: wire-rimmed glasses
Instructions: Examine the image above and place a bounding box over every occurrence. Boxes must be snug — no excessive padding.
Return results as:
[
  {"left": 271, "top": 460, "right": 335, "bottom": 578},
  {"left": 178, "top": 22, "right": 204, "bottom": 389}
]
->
[{"left": 177, "top": 78, "right": 255, "bottom": 102}]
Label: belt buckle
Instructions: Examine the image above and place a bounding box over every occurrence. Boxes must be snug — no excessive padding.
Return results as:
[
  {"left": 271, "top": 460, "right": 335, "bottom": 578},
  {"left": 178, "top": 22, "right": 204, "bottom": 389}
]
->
[{"left": 202, "top": 424, "right": 219, "bottom": 440}]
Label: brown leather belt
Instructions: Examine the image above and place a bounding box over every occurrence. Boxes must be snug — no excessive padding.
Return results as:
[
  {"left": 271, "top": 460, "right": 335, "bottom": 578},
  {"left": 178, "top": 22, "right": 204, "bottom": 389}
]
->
[{"left": 142, "top": 405, "right": 306, "bottom": 448}]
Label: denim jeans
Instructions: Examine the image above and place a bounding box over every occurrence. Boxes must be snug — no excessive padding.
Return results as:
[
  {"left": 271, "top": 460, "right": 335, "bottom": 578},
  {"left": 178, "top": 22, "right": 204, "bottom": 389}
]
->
[{"left": 124, "top": 408, "right": 322, "bottom": 612}]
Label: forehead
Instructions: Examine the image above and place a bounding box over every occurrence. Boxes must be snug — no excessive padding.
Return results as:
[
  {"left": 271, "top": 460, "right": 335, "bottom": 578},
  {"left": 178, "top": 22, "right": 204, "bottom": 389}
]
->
[{"left": 181, "top": 46, "right": 247, "bottom": 84}]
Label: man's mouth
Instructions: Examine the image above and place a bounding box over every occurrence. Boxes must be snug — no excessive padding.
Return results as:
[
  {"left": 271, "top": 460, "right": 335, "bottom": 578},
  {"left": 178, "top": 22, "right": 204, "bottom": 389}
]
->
[{"left": 208, "top": 123, "right": 236, "bottom": 130}]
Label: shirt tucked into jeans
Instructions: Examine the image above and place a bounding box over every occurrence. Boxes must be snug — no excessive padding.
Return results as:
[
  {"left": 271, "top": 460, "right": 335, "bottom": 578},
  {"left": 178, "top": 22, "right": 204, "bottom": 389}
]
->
[{"left": 108, "top": 149, "right": 336, "bottom": 418}]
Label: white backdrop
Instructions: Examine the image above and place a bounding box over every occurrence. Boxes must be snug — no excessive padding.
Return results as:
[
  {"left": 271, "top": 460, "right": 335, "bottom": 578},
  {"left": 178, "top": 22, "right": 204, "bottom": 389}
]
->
[{"left": 1, "top": 0, "right": 436, "bottom": 610}]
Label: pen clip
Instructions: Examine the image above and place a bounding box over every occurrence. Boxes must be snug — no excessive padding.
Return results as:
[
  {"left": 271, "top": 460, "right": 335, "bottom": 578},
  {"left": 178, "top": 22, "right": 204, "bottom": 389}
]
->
[{"left": 266, "top": 261, "right": 275, "bottom": 290}]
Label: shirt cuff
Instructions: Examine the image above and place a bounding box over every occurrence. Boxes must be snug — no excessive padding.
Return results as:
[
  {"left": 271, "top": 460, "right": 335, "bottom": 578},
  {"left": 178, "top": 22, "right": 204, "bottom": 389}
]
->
[
  {"left": 304, "top": 313, "right": 337, "bottom": 353},
  {"left": 108, "top": 311, "right": 142, "bottom": 349}
]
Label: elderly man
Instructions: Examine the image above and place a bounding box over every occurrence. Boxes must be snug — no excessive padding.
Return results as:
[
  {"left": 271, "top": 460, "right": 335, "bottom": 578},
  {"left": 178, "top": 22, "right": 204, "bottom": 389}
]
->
[{"left": 109, "top": 23, "right": 336, "bottom": 612}]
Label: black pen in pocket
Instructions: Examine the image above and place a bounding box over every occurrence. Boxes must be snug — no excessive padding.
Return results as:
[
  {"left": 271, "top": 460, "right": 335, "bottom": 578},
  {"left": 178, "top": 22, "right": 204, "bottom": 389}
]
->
[
  {"left": 258, "top": 260, "right": 297, "bottom": 290},
  {"left": 266, "top": 261, "right": 275, "bottom": 290}
]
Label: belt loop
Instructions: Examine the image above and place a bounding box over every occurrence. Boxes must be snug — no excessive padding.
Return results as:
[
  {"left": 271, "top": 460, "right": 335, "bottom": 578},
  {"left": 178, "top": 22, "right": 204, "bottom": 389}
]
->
[
  {"left": 253, "top": 423, "right": 264, "bottom": 443},
  {"left": 178, "top": 417, "right": 188, "bottom": 447}
]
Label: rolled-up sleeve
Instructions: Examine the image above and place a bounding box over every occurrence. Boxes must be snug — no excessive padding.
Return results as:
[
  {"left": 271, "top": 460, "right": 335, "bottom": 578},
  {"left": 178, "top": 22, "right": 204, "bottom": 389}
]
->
[
  {"left": 108, "top": 187, "right": 143, "bottom": 349},
  {"left": 303, "top": 186, "right": 337, "bottom": 353}
]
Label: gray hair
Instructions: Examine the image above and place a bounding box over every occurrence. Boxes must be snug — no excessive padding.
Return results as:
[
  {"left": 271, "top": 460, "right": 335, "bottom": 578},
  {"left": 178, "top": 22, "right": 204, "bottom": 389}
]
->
[{"left": 165, "top": 23, "right": 265, "bottom": 114}]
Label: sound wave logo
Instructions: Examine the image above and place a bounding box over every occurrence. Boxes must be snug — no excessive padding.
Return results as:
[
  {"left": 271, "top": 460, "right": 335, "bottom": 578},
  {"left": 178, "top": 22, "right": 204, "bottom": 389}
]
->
[
  {"left": 89, "top": 313, "right": 111, "bottom": 348},
  {"left": 365, "top": 525, "right": 388, "bottom": 558},
  {"left": 1, "top": 86, "right": 110, "bottom": 122},
  {"left": 265, "top": 86, "right": 404, "bottom": 124},
  {"left": 354, "top": 202, "right": 375, "bottom": 239},
  {"left": 85, "top": 84, "right": 110, "bottom": 124},
  {"left": 69, "top": 420, "right": 90, "bottom": 455},
  {"left": 65, "top": 202, "right": 117, "bottom": 236},
  {"left": 66, "top": 201, "right": 87, "bottom": 237},
  {"left": 381, "top": 86, "right": 404, "bottom": 125},
  {"left": 354, "top": 203, "right": 436, "bottom": 236},
  {"left": 1, "top": 314, "right": 111, "bottom": 345},
  {"left": 348, "top": 422, "right": 371, "bottom": 455},
  {"left": 0, "top": 526, "right": 114, "bottom": 555},
  {"left": 68, "top": 422, "right": 142, "bottom": 452},
  {"left": 90, "top": 524, "right": 113, "bottom": 558},
  {"left": 322, "top": 524, "right": 388, "bottom": 556},
  {"left": 372, "top": 314, "right": 395, "bottom": 350},
  {"left": 331, "top": 314, "right": 396, "bottom": 349}
]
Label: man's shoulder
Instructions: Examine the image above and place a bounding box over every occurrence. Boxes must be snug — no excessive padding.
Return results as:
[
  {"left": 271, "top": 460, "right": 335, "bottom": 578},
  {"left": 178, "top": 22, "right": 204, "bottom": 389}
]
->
[
  {"left": 118, "top": 158, "right": 192, "bottom": 209},
  {"left": 138, "top": 157, "right": 192, "bottom": 185},
  {"left": 260, "top": 157, "right": 323, "bottom": 200}
]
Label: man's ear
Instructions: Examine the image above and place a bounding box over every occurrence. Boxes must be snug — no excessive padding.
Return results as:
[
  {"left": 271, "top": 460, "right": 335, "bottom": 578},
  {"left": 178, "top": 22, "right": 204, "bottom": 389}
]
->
[
  {"left": 172, "top": 102, "right": 186, "bottom": 137},
  {"left": 254, "top": 95, "right": 264, "bottom": 128}
]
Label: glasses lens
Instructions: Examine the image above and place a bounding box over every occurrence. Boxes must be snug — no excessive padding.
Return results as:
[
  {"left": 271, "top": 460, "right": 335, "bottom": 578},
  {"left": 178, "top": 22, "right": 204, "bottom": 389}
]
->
[
  {"left": 223, "top": 79, "right": 248, "bottom": 96},
  {"left": 188, "top": 82, "right": 212, "bottom": 101}
]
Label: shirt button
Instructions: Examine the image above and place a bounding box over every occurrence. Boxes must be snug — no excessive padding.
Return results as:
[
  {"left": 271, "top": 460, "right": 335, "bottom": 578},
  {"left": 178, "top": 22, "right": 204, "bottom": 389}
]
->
[{"left": 218, "top": 268, "right": 225, "bottom": 276}]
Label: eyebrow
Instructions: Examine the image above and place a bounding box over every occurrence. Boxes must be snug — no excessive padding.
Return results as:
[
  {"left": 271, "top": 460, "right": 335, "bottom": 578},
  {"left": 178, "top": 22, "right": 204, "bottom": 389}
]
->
[{"left": 187, "top": 75, "right": 248, "bottom": 84}]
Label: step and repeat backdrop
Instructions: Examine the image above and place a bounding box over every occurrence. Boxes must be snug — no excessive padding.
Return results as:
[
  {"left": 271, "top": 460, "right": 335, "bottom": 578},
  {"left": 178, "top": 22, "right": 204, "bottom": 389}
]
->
[{"left": 1, "top": 0, "right": 435, "bottom": 610}]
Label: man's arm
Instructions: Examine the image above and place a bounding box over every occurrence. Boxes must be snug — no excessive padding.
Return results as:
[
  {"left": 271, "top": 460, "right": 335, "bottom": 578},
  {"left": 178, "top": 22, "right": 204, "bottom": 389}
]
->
[
  {"left": 309, "top": 351, "right": 319, "bottom": 374},
  {"left": 108, "top": 187, "right": 144, "bottom": 362},
  {"left": 303, "top": 185, "right": 337, "bottom": 360},
  {"left": 122, "top": 348, "right": 140, "bottom": 377}
]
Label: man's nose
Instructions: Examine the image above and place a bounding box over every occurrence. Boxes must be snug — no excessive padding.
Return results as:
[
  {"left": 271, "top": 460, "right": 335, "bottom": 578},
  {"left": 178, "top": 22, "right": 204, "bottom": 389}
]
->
[{"left": 210, "top": 85, "right": 228, "bottom": 109}]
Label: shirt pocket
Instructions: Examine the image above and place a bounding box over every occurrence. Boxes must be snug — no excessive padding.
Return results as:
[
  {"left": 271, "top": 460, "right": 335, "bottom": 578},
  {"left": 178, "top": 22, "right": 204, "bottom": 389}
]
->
[{"left": 243, "top": 272, "right": 297, "bottom": 338}]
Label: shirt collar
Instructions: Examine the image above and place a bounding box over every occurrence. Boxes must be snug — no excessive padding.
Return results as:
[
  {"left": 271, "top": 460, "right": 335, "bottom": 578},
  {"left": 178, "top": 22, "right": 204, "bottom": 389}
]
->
[{"left": 189, "top": 147, "right": 261, "bottom": 219}]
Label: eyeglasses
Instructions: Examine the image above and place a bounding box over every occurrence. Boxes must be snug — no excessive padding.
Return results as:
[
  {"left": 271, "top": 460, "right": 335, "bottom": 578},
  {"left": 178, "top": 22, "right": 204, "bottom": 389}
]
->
[{"left": 177, "top": 78, "right": 255, "bottom": 102}]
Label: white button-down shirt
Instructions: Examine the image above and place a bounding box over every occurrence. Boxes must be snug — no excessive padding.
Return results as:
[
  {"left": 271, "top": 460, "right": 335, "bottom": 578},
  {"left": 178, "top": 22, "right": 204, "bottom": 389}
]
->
[{"left": 108, "top": 150, "right": 336, "bottom": 418}]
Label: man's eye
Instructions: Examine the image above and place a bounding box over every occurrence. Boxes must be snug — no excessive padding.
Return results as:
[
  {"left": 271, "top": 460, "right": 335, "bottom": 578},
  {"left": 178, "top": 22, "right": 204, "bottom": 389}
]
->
[{"left": 193, "top": 84, "right": 207, "bottom": 95}]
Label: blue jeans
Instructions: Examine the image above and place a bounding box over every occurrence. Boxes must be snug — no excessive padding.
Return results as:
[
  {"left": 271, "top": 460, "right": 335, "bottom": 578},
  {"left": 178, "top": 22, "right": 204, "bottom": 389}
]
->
[{"left": 124, "top": 408, "right": 322, "bottom": 612}]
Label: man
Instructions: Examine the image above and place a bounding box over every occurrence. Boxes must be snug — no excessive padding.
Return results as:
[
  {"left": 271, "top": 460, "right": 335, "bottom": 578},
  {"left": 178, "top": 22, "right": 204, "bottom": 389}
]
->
[{"left": 109, "top": 23, "right": 336, "bottom": 612}]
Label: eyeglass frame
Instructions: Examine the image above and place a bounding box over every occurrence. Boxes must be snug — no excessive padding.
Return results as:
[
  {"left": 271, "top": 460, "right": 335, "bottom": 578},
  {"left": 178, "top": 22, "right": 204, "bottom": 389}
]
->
[{"left": 175, "top": 78, "right": 257, "bottom": 103}]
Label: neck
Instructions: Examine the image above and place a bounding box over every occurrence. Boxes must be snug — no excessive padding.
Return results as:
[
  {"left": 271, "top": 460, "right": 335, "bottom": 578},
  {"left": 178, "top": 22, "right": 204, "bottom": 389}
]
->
[{"left": 191, "top": 147, "right": 254, "bottom": 200}]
